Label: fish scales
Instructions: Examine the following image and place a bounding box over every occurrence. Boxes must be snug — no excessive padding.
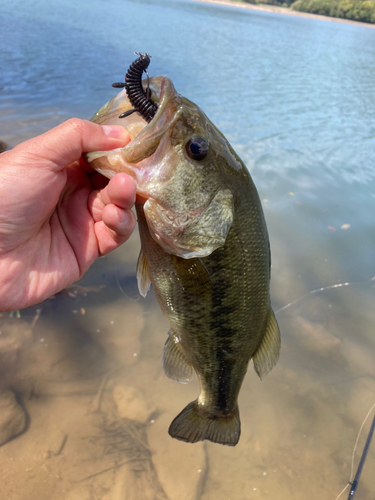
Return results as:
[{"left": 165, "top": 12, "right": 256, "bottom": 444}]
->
[
  {"left": 137, "top": 171, "right": 271, "bottom": 443},
  {"left": 87, "top": 71, "right": 280, "bottom": 446}
]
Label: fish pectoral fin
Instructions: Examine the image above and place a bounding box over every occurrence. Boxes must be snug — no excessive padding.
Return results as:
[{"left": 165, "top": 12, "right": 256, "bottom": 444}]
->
[
  {"left": 252, "top": 309, "right": 281, "bottom": 380},
  {"left": 136, "top": 249, "right": 151, "bottom": 298},
  {"left": 169, "top": 400, "right": 240, "bottom": 446},
  {"left": 163, "top": 333, "right": 193, "bottom": 384}
]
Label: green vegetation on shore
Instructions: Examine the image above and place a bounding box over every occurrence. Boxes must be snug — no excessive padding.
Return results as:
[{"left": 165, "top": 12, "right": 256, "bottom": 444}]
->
[
  {"left": 240, "top": 0, "right": 375, "bottom": 23},
  {"left": 290, "top": 0, "right": 375, "bottom": 23}
]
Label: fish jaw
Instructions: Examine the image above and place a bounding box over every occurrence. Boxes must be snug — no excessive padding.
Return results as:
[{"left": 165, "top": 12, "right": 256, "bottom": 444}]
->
[
  {"left": 90, "top": 88, "right": 146, "bottom": 128},
  {"left": 86, "top": 76, "right": 180, "bottom": 200},
  {"left": 85, "top": 147, "right": 156, "bottom": 199},
  {"left": 87, "top": 75, "right": 236, "bottom": 259}
]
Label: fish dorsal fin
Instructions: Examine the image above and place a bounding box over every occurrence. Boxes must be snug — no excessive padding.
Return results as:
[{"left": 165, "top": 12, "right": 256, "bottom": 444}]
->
[
  {"left": 163, "top": 332, "right": 193, "bottom": 384},
  {"left": 252, "top": 309, "right": 280, "bottom": 380},
  {"left": 136, "top": 249, "right": 151, "bottom": 298}
]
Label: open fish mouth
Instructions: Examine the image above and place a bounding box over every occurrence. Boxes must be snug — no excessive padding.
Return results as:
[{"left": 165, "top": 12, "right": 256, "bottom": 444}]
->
[
  {"left": 86, "top": 73, "right": 235, "bottom": 259},
  {"left": 86, "top": 75, "right": 179, "bottom": 198}
]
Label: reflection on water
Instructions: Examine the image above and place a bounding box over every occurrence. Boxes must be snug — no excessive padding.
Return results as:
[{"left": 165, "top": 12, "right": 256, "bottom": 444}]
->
[{"left": 1, "top": 0, "right": 375, "bottom": 497}]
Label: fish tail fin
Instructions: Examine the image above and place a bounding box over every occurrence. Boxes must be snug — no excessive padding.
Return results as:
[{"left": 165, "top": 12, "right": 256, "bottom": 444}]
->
[{"left": 168, "top": 400, "right": 240, "bottom": 446}]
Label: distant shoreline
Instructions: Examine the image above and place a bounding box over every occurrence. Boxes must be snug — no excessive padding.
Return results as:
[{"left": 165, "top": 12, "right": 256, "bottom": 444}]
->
[{"left": 191, "top": 0, "right": 375, "bottom": 28}]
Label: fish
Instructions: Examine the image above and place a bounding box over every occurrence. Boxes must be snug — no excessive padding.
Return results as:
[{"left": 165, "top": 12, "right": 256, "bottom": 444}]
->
[{"left": 86, "top": 74, "right": 280, "bottom": 446}]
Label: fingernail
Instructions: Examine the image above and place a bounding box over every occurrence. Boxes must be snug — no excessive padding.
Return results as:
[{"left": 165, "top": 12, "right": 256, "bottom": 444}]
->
[
  {"left": 115, "top": 208, "right": 130, "bottom": 228},
  {"left": 102, "top": 125, "right": 129, "bottom": 140},
  {"left": 115, "top": 210, "right": 134, "bottom": 235},
  {"left": 116, "top": 208, "right": 127, "bottom": 224}
]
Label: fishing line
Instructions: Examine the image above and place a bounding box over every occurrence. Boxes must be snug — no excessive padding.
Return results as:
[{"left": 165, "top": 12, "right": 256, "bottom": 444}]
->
[
  {"left": 274, "top": 276, "right": 375, "bottom": 315},
  {"left": 197, "top": 257, "right": 213, "bottom": 285},
  {"left": 114, "top": 45, "right": 143, "bottom": 60},
  {"left": 112, "top": 46, "right": 137, "bottom": 75},
  {"left": 335, "top": 483, "right": 350, "bottom": 500},
  {"left": 115, "top": 271, "right": 140, "bottom": 302},
  {"left": 113, "top": 47, "right": 153, "bottom": 77},
  {"left": 110, "top": 47, "right": 148, "bottom": 93},
  {"left": 334, "top": 402, "right": 375, "bottom": 500},
  {"left": 274, "top": 277, "right": 375, "bottom": 499}
]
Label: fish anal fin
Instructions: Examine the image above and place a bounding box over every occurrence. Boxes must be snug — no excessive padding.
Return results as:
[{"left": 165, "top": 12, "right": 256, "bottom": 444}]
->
[
  {"left": 136, "top": 248, "right": 151, "bottom": 298},
  {"left": 253, "top": 309, "right": 281, "bottom": 380},
  {"left": 163, "top": 333, "right": 193, "bottom": 384},
  {"left": 169, "top": 400, "right": 240, "bottom": 446}
]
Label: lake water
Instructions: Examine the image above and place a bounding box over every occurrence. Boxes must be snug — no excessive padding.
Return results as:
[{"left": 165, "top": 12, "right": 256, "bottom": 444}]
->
[{"left": 1, "top": 0, "right": 375, "bottom": 498}]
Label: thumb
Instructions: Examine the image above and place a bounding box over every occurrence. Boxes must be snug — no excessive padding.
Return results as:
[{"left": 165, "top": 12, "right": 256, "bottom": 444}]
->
[{"left": 15, "top": 118, "right": 130, "bottom": 171}]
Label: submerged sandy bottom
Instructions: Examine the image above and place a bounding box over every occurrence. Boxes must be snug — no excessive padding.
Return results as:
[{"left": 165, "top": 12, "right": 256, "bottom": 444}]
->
[
  {"left": 0, "top": 217, "right": 374, "bottom": 500},
  {"left": 1, "top": 0, "right": 375, "bottom": 496}
]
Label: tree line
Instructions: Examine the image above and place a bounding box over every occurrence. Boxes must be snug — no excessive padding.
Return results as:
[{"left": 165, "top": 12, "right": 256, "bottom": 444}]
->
[
  {"left": 291, "top": 0, "right": 375, "bottom": 23},
  {"left": 241, "top": 0, "right": 375, "bottom": 23}
]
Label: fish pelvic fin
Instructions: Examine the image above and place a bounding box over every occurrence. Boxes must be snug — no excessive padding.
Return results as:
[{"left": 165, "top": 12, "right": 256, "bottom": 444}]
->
[
  {"left": 136, "top": 248, "right": 151, "bottom": 298},
  {"left": 163, "top": 332, "right": 193, "bottom": 384},
  {"left": 252, "top": 308, "right": 281, "bottom": 380},
  {"left": 168, "top": 400, "right": 240, "bottom": 446}
]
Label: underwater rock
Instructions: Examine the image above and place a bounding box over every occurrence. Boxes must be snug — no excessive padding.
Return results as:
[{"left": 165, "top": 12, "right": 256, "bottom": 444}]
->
[
  {"left": 148, "top": 413, "right": 207, "bottom": 500},
  {"left": 0, "top": 140, "right": 8, "bottom": 153},
  {"left": 0, "top": 389, "right": 27, "bottom": 447},
  {"left": 113, "top": 384, "right": 154, "bottom": 422},
  {"left": 0, "top": 333, "right": 21, "bottom": 372},
  {"left": 0, "top": 317, "right": 34, "bottom": 388}
]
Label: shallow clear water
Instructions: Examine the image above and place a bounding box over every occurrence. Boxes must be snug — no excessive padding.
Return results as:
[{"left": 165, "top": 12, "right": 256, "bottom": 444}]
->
[{"left": 0, "top": 0, "right": 375, "bottom": 499}]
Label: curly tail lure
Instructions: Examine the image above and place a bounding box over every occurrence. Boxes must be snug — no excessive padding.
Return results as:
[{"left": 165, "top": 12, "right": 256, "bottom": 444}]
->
[{"left": 112, "top": 52, "right": 158, "bottom": 123}]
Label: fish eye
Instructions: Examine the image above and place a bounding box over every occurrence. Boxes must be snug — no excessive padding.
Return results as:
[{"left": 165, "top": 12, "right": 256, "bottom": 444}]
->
[{"left": 185, "top": 137, "right": 209, "bottom": 161}]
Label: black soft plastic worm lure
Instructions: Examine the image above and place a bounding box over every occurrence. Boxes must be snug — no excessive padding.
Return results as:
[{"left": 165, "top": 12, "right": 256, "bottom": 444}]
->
[{"left": 112, "top": 52, "right": 158, "bottom": 123}]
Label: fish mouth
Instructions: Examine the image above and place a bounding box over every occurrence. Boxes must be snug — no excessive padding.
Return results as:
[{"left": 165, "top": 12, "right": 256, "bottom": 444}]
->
[
  {"left": 120, "top": 76, "right": 178, "bottom": 164},
  {"left": 86, "top": 76, "right": 179, "bottom": 196}
]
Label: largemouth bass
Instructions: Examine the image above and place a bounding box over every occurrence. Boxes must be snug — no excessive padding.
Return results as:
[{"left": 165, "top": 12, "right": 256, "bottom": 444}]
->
[{"left": 87, "top": 74, "right": 280, "bottom": 446}]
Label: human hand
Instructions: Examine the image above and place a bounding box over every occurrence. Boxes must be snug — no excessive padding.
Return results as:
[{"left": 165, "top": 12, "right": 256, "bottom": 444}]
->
[{"left": 0, "top": 118, "right": 136, "bottom": 311}]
